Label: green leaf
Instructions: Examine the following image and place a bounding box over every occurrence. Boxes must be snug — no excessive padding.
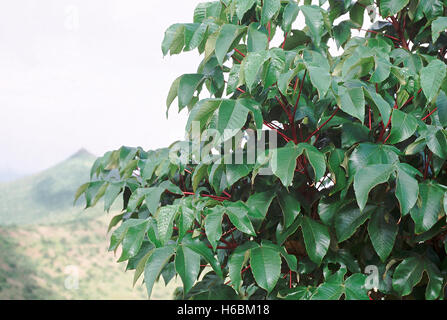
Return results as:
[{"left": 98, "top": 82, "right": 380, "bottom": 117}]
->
[
  {"left": 392, "top": 256, "right": 424, "bottom": 296},
  {"left": 364, "top": 88, "right": 392, "bottom": 125},
  {"left": 217, "top": 99, "right": 249, "bottom": 141},
  {"left": 270, "top": 142, "right": 302, "bottom": 187},
  {"left": 410, "top": 181, "right": 445, "bottom": 233},
  {"left": 243, "top": 50, "right": 269, "bottom": 91},
  {"left": 117, "top": 220, "right": 150, "bottom": 262},
  {"left": 204, "top": 208, "right": 223, "bottom": 251},
  {"left": 236, "top": 0, "right": 257, "bottom": 21},
  {"left": 104, "top": 182, "right": 123, "bottom": 212},
  {"left": 431, "top": 16, "right": 447, "bottom": 43},
  {"left": 183, "top": 234, "right": 223, "bottom": 279},
  {"left": 424, "top": 261, "right": 443, "bottom": 300},
  {"left": 144, "top": 187, "right": 164, "bottom": 214},
  {"left": 192, "top": 164, "right": 208, "bottom": 192},
  {"left": 246, "top": 191, "right": 276, "bottom": 220},
  {"left": 337, "top": 86, "right": 365, "bottom": 122},
  {"left": 335, "top": 204, "right": 375, "bottom": 243},
  {"left": 178, "top": 74, "right": 204, "bottom": 109},
  {"left": 162, "top": 24, "right": 185, "bottom": 56},
  {"left": 311, "top": 268, "right": 346, "bottom": 300},
  {"left": 228, "top": 242, "right": 257, "bottom": 291},
  {"left": 175, "top": 244, "right": 200, "bottom": 294},
  {"left": 379, "top": 0, "right": 410, "bottom": 17},
  {"left": 155, "top": 205, "right": 178, "bottom": 245},
  {"left": 435, "top": 90, "right": 447, "bottom": 127},
  {"left": 225, "top": 163, "right": 253, "bottom": 186},
  {"left": 300, "top": 216, "right": 330, "bottom": 265},
  {"left": 300, "top": 5, "right": 325, "bottom": 47},
  {"left": 282, "top": 2, "right": 300, "bottom": 33},
  {"left": 344, "top": 273, "right": 369, "bottom": 300},
  {"left": 278, "top": 190, "right": 301, "bottom": 228},
  {"left": 367, "top": 210, "right": 398, "bottom": 262},
  {"left": 144, "top": 245, "right": 176, "bottom": 298},
  {"left": 421, "top": 59, "right": 447, "bottom": 103},
  {"left": 387, "top": 109, "right": 418, "bottom": 144},
  {"left": 395, "top": 165, "right": 419, "bottom": 215},
  {"left": 215, "top": 24, "right": 245, "bottom": 66},
  {"left": 178, "top": 206, "right": 195, "bottom": 240},
  {"left": 354, "top": 164, "right": 395, "bottom": 211},
  {"left": 194, "top": 2, "right": 222, "bottom": 23},
  {"left": 370, "top": 56, "right": 391, "bottom": 83},
  {"left": 303, "top": 50, "right": 331, "bottom": 98},
  {"left": 349, "top": 3, "right": 365, "bottom": 27},
  {"left": 225, "top": 202, "right": 256, "bottom": 236},
  {"left": 427, "top": 129, "right": 447, "bottom": 159},
  {"left": 298, "top": 143, "right": 327, "bottom": 182},
  {"left": 247, "top": 23, "right": 268, "bottom": 52},
  {"left": 250, "top": 244, "right": 281, "bottom": 293},
  {"left": 261, "top": 0, "right": 281, "bottom": 26},
  {"left": 186, "top": 99, "right": 221, "bottom": 133}
]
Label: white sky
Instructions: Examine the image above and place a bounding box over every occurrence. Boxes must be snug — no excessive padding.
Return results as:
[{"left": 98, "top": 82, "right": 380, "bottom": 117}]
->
[
  {"left": 0, "top": 0, "right": 205, "bottom": 174},
  {"left": 0, "top": 0, "right": 370, "bottom": 174}
]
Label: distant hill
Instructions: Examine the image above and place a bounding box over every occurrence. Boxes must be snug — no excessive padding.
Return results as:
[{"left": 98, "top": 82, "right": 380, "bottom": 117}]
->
[
  {"left": 0, "top": 149, "right": 177, "bottom": 300},
  {"left": 0, "top": 149, "right": 101, "bottom": 226}
]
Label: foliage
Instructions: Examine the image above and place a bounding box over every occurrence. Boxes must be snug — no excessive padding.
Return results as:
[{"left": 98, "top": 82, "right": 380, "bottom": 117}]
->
[{"left": 77, "top": 0, "right": 447, "bottom": 300}]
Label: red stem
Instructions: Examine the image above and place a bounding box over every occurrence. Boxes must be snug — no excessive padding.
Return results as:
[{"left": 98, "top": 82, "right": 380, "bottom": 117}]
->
[
  {"left": 357, "top": 28, "right": 401, "bottom": 42},
  {"left": 234, "top": 48, "right": 245, "bottom": 57},
  {"left": 281, "top": 32, "right": 288, "bottom": 49},
  {"left": 304, "top": 107, "right": 340, "bottom": 143},
  {"left": 421, "top": 108, "right": 437, "bottom": 121}
]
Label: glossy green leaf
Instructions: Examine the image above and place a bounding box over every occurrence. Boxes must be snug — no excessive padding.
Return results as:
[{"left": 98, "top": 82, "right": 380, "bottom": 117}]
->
[
  {"left": 387, "top": 109, "right": 418, "bottom": 144},
  {"left": 379, "top": 0, "right": 409, "bottom": 17},
  {"left": 303, "top": 50, "right": 331, "bottom": 98},
  {"left": 270, "top": 142, "right": 302, "bottom": 187},
  {"left": 421, "top": 59, "right": 446, "bottom": 103},
  {"left": 344, "top": 273, "right": 369, "bottom": 300},
  {"left": 278, "top": 190, "right": 301, "bottom": 228},
  {"left": 410, "top": 181, "right": 445, "bottom": 233},
  {"left": 155, "top": 205, "right": 178, "bottom": 245},
  {"left": 431, "top": 16, "right": 447, "bottom": 43},
  {"left": 300, "top": 216, "right": 330, "bottom": 265},
  {"left": 435, "top": 90, "right": 447, "bottom": 127},
  {"left": 247, "top": 23, "right": 268, "bottom": 52},
  {"left": 395, "top": 165, "right": 419, "bottom": 215},
  {"left": 175, "top": 244, "right": 200, "bottom": 294},
  {"left": 225, "top": 201, "right": 256, "bottom": 236},
  {"left": 261, "top": 0, "right": 281, "bottom": 26},
  {"left": 204, "top": 208, "right": 223, "bottom": 251},
  {"left": 335, "top": 204, "right": 374, "bottom": 243},
  {"left": 243, "top": 50, "right": 269, "bottom": 91},
  {"left": 368, "top": 210, "right": 398, "bottom": 262},
  {"left": 250, "top": 244, "right": 281, "bottom": 293},
  {"left": 144, "top": 245, "right": 176, "bottom": 298},
  {"left": 236, "top": 0, "right": 257, "bottom": 20},
  {"left": 178, "top": 74, "right": 204, "bottom": 109},
  {"left": 215, "top": 24, "right": 246, "bottom": 66},
  {"left": 354, "top": 164, "right": 395, "bottom": 211},
  {"left": 392, "top": 256, "right": 424, "bottom": 296},
  {"left": 183, "top": 235, "right": 223, "bottom": 279},
  {"left": 300, "top": 5, "right": 325, "bottom": 47},
  {"left": 337, "top": 86, "right": 365, "bottom": 122},
  {"left": 282, "top": 2, "right": 299, "bottom": 33}
]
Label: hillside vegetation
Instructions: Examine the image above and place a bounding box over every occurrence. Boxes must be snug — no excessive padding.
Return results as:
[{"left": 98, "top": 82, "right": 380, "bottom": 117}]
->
[{"left": 0, "top": 150, "right": 178, "bottom": 299}]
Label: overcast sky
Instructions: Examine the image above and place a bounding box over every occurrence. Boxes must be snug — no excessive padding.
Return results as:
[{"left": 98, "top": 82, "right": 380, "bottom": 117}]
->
[
  {"left": 0, "top": 0, "right": 370, "bottom": 175},
  {"left": 0, "top": 0, "right": 207, "bottom": 175}
]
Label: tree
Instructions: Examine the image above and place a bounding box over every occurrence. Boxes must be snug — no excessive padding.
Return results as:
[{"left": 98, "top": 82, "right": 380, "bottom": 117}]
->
[{"left": 76, "top": 0, "right": 447, "bottom": 300}]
